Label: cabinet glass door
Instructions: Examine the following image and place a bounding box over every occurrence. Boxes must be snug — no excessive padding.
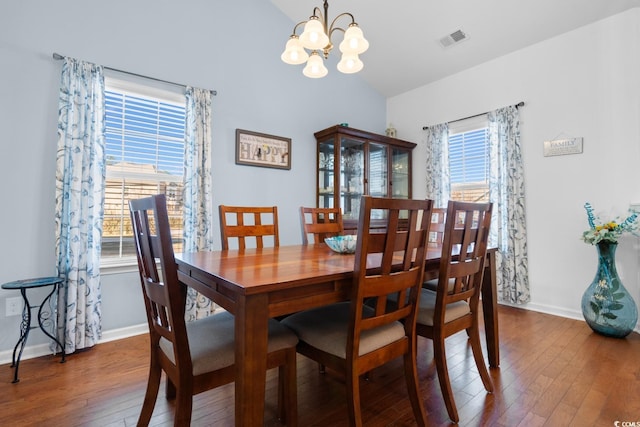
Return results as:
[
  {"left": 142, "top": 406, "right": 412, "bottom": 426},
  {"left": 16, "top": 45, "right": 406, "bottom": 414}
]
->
[
  {"left": 391, "top": 148, "right": 410, "bottom": 198},
  {"left": 318, "top": 139, "right": 335, "bottom": 208},
  {"left": 368, "top": 143, "right": 388, "bottom": 198},
  {"left": 340, "top": 137, "right": 365, "bottom": 220}
]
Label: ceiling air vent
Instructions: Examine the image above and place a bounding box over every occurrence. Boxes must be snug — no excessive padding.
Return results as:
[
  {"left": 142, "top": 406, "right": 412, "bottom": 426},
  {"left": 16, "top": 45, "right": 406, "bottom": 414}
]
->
[{"left": 439, "top": 29, "right": 469, "bottom": 48}]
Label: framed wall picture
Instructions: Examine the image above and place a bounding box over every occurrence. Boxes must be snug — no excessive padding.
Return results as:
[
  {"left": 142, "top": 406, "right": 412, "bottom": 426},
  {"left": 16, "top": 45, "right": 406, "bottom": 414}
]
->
[{"left": 235, "top": 129, "right": 291, "bottom": 170}]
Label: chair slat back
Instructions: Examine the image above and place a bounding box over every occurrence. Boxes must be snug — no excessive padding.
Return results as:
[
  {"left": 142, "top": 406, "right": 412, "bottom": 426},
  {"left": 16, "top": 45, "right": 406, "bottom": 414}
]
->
[
  {"left": 299, "top": 206, "right": 344, "bottom": 245},
  {"left": 437, "top": 201, "right": 492, "bottom": 309},
  {"left": 219, "top": 205, "right": 279, "bottom": 250},
  {"left": 350, "top": 196, "right": 433, "bottom": 359},
  {"left": 130, "top": 195, "right": 190, "bottom": 366},
  {"left": 429, "top": 207, "right": 447, "bottom": 245}
]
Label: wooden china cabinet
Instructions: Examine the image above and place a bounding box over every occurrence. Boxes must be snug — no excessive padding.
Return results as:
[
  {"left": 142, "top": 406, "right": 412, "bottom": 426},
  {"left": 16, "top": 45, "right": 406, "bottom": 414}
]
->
[{"left": 315, "top": 125, "right": 416, "bottom": 231}]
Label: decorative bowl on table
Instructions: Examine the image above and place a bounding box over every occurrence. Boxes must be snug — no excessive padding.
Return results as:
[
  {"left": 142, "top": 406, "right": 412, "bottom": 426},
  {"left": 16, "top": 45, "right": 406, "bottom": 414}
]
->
[{"left": 324, "top": 235, "right": 358, "bottom": 254}]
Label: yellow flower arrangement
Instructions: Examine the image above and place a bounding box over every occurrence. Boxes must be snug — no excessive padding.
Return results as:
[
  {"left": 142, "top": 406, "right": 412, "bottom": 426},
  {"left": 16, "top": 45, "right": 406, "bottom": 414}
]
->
[{"left": 581, "top": 202, "right": 638, "bottom": 245}]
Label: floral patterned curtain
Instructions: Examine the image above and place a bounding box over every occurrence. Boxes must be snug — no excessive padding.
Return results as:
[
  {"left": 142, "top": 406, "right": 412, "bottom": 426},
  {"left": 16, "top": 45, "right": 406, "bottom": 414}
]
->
[
  {"left": 488, "top": 106, "right": 530, "bottom": 304},
  {"left": 183, "top": 87, "right": 215, "bottom": 321},
  {"left": 424, "top": 123, "right": 450, "bottom": 208},
  {"left": 55, "top": 57, "right": 105, "bottom": 352}
]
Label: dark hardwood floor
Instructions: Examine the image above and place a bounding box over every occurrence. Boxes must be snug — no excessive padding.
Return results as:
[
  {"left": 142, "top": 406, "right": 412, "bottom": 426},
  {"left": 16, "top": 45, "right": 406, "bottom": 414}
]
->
[{"left": 1, "top": 305, "right": 639, "bottom": 426}]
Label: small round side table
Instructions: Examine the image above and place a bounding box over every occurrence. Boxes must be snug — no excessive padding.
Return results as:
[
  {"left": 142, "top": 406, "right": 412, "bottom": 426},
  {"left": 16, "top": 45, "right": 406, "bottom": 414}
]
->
[{"left": 1, "top": 276, "right": 66, "bottom": 383}]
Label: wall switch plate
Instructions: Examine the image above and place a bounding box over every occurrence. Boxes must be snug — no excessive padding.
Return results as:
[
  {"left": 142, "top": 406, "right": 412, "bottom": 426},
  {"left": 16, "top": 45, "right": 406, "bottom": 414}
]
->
[{"left": 6, "top": 296, "right": 22, "bottom": 316}]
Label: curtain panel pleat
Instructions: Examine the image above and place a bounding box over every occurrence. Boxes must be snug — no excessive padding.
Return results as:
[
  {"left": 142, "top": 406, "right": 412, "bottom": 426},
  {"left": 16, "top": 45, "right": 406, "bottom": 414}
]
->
[
  {"left": 183, "top": 87, "right": 215, "bottom": 321},
  {"left": 55, "top": 57, "right": 106, "bottom": 352},
  {"left": 488, "top": 106, "right": 530, "bottom": 304},
  {"left": 424, "top": 123, "right": 451, "bottom": 208}
]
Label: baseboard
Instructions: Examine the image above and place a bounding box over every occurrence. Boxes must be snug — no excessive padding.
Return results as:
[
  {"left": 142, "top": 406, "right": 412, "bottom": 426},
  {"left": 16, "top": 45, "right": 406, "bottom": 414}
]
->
[
  {"left": 99, "top": 323, "right": 149, "bottom": 343},
  {"left": 0, "top": 323, "right": 148, "bottom": 366},
  {"left": 500, "top": 301, "right": 640, "bottom": 334},
  {"left": 501, "top": 301, "right": 583, "bottom": 320}
]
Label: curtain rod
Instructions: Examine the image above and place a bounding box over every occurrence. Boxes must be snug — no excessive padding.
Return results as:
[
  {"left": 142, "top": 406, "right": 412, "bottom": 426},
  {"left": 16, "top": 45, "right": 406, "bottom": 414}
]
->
[
  {"left": 422, "top": 101, "right": 524, "bottom": 130},
  {"left": 52, "top": 53, "right": 217, "bottom": 96}
]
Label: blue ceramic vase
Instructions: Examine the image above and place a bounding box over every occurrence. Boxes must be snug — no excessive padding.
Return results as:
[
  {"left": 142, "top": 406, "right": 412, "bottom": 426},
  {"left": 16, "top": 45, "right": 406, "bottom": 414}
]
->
[{"left": 581, "top": 242, "right": 638, "bottom": 338}]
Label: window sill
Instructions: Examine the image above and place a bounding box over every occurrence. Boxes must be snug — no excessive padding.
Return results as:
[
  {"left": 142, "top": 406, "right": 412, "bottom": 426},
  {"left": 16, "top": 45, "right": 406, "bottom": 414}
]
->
[{"left": 101, "top": 256, "right": 139, "bottom": 275}]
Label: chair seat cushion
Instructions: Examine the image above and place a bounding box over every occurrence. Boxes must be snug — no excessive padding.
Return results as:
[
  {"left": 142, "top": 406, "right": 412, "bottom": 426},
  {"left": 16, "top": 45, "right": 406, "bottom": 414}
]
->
[
  {"left": 423, "top": 278, "right": 455, "bottom": 292},
  {"left": 282, "top": 302, "right": 406, "bottom": 359},
  {"left": 417, "top": 289, "right": 470, "bottom": 326},
  {"left": 160, "top": 310, "right": 298, "bottom": 375}
]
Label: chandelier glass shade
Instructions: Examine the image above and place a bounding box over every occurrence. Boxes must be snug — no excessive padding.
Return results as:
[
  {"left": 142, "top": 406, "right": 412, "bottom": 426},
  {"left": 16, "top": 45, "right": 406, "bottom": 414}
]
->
[
  {"left": 281, "top": 0, "right": 368, "bottom": 78},
  {"left": 303, "top": 51, "right": 329, "bottom": 78}
]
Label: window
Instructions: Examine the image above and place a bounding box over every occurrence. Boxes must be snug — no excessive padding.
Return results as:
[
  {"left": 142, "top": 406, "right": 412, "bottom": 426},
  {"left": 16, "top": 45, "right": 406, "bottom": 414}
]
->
[
  {"left": 448, "top": 118, "right": 490, "bottom": 202},
  {"left": 102, "top": 78, "right": 186, "bottom": 262}
]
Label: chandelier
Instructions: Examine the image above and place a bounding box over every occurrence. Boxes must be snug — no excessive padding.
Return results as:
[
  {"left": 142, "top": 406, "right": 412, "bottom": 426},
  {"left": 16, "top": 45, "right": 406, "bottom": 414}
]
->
[{"left": 280, "top": 0, "right": 369, "bottom": 78}]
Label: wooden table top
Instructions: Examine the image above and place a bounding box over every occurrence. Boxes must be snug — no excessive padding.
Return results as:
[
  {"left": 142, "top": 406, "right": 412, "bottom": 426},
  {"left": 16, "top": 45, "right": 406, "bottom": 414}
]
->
[{"left": 176, "top": 243, "right": 451, "bottom": 294}]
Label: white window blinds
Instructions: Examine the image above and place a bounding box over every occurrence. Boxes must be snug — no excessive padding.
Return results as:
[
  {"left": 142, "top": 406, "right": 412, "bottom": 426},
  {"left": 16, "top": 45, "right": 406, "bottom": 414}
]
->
[
  {"left": 449, "top": 128, "right": 489, "bottom": 185},
  {"left": 102, "top": 78, "right": 186, "bottom": 260},
  {"left": 448, "top": 115, "right": 490, "bottom": 202}
]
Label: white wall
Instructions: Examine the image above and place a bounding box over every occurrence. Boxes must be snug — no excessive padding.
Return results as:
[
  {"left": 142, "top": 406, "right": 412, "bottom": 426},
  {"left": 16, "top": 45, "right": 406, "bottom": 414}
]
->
[
  {"left": 388, "top": 9, "right": 640, "bottom": 329},
  {"left": 0, "top": 0, "right": 386, "bottom": 357}
]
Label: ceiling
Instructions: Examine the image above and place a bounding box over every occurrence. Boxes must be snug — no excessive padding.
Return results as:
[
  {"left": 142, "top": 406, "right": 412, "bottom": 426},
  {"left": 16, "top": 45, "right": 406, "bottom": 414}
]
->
[{"left": 272, "top": 0, "right": 640, "bottom": 97}]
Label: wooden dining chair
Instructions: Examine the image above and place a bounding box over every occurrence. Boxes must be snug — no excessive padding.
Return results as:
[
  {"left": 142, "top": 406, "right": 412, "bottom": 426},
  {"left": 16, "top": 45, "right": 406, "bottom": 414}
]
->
[
  {"left": 299, "top": 206, "right": 344, "bottom": 245},
  {"left": 283, "top": 196, "right": 433, "bottom": 427},
  {"left": 130, "top": 195, "right": 298, "bottom": 426},
  {"left": 219, "top": 205, "right": 279, "bottom": 250},
  {"left": 415, "top": 200, "right": 493, "bottom": 423}
]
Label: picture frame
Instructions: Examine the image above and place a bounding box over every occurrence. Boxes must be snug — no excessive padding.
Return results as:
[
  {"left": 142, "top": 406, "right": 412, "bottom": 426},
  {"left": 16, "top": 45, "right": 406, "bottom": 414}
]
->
[
  {"left": 543, "top": 137, "right": 583, "bottom": 157},
  {"left": 235, "top": 129, "right": 291, "bottom": 170}
]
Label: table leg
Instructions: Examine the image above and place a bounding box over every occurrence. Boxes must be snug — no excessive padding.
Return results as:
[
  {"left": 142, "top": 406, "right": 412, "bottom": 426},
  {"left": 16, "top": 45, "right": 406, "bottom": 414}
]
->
[
  {"left": 481, "top": 250, "right": 500, "bottom": 367},
  {"left": 235, "top": 293, "right": 269, "bottom": 427},
  {"left": 10, "top": 288, "right": 33, "bottom": 383},
  {"left": 37, "top": 283, "right": 66, "bottom": 363}
]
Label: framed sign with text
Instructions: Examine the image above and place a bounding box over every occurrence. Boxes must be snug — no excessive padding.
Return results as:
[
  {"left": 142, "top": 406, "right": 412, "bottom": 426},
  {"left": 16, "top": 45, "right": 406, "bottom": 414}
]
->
[
  {"left": 543, "top": 137, "right": 583, "bottom": 157},
  {"left": 235, "top": 129, "right": 291, "bottom": 170}
]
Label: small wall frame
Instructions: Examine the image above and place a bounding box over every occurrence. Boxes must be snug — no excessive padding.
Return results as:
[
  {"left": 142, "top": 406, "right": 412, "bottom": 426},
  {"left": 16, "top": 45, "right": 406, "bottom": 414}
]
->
[
  {"left": 235, "top": 129, "right": 291, "bottom": 170},
  {"left": 543, "top": 137, "right": 583, "bottom": 157}
]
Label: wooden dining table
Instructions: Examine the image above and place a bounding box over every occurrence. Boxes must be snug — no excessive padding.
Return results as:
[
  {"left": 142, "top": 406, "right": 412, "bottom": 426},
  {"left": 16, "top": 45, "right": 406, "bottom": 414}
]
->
[{"left": 175, "top": 243, "right": 499, "bottom": 427}]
